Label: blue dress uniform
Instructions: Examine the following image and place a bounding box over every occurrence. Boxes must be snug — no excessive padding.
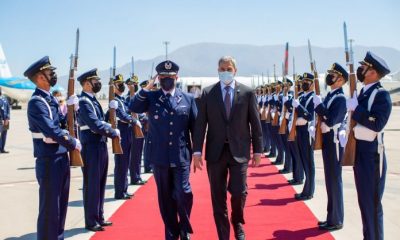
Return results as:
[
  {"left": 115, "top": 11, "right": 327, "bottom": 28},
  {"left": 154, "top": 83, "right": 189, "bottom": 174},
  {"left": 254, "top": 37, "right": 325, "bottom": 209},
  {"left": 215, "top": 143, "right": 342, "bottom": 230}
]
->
[
  {"left": 280, "top": 80, "right": 294, "bottom": 173},
  {"left": 293, "top": 73, "right": 315, "bottom": 200},
  {"left": 351, "top": 52, "right": 392, "bottom": 240},
  {"left": 266, "top": 91, "right": 276, "bottom": 157},
  {"left": 270, "top": 86, "right": 285, "bottom": 164},
  {"left": 109, "top": 74, "right": 138, "bottom": 198},
  {"left": 260, "top": 93, "right": 271, "bottom": 153},
  {"left": 24, "top": 56, "right": 78, "bottom": 240},
  {"left": 138, "top": 80, "right": 153, "bottom": 173},
  {"left": 0, "top": 91, "right": 10, "bottom": 153},
  {"left": 286, "top": 80, "right": 304, "bottom": 184},
  {"left": 77, "top": 69, "right": 119, "bottom": 230},
  {"left": 315, "top": 63, "right": 348, "bottom": 228},
  {"left": 129, "top": 61, "right": 197, "bottom": 240}
]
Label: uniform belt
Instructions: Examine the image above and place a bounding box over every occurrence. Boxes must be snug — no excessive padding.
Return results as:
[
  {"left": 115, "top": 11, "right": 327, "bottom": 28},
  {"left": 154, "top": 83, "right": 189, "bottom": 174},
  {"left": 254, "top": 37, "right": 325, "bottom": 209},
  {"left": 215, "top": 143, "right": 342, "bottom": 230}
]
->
[
  {"left": 80, "top": 121, "right": 107, "bottom": 131},
  {"left": 32, "top": 132, "right": 45, "bottom": 139}
]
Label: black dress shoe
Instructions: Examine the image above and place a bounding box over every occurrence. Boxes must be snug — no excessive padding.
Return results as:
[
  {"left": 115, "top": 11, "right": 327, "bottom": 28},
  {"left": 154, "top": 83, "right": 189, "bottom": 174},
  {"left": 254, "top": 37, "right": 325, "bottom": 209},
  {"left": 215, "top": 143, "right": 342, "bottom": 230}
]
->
[
  {"left": 266, "top": 153, "right": 276, "bottom": 158},
  {"left": 144, "top": 169, "right": 153, "bottom": 173},
  {"left": 115, "top": 194, "right": 131, "bottom": 200},
  {"left": 289, "top": 180, "right": 304, "bottom": 186},
  {"left": 180, "top": 231, "right": 190, "bottom": 240},
  {"left": 294, "top": 193, "right": 313, "bottom": 201},
  {"left": 279, "top": 169, "right": 291, "bottom": 174},
  {"left": 85, "top": 225, "right": 105, "bottom": 232},
  {"left": 319, "top": 224, "right": 343, "bottom": 231},
  {"left": 125, "top": 193, "right": 134, "bottom": 197},
  {"left": 100, "top": 221, "right": 113, "bottom": 227},
  {"left": 318, "top": 220, "right": 327, "bottom": 226},
  {"left": 131, "top": 179, "right": 147, "bottom": 185},
  {"left": 0, "top": 150, "right": 9, "bottom": 154},
  {"left": 233, "top": 223, "right": 245, "bottom": 240}
]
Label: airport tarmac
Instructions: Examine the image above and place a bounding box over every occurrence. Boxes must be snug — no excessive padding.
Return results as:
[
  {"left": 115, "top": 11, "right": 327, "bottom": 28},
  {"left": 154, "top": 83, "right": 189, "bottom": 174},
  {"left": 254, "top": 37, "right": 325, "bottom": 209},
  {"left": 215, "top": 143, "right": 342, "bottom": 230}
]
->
[{"left": 0, "top": 104, "right": 399, "bottom": 240}]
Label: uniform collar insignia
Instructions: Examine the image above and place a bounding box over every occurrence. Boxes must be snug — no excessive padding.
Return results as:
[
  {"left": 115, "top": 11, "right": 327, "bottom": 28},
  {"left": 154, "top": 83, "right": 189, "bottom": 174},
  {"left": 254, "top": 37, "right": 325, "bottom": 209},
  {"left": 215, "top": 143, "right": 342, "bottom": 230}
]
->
[{"left": 368, "top": 116, "right": 376, "bottom": 122}]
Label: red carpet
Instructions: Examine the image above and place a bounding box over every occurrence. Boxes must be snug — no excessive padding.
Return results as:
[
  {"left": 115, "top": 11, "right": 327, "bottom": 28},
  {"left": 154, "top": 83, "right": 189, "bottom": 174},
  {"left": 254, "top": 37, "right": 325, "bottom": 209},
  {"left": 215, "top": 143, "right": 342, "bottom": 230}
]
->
[{"left": 91, "top": 157, "right": 334, "bottom": 240}]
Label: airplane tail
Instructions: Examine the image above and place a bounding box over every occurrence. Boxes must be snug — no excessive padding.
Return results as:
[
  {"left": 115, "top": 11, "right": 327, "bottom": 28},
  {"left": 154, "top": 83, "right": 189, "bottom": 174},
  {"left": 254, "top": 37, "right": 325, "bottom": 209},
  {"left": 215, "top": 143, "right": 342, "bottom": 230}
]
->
[{"left": 0, "top": 43, "right": 12, "bottom": 78}]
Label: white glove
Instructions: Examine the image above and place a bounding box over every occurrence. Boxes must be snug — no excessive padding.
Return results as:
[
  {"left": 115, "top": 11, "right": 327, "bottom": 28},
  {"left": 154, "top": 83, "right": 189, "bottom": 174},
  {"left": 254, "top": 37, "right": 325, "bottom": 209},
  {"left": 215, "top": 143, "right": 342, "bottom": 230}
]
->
[
  {"left": 74, "top": 138, "right": 82, "bottom": 151},
  {"left": 313, "top": 95, "right": 322, "bottom": 108},
  {"left": 292, "top": 99, "right": 300, "bottom": 108},
  {"left": 308, "top": 125, "right": 316, "bottom": 139},
  {"left": 338, "top": 130, "right": 347, "bottom": 148},
  {"left": 109, "top": 100, "right": 119, "bottom": 109},
  {"left": 135, "top": 120, "right": 142, "bottom": 129},
  {"left": 273, "top": 95, "right": 279, "bottom": 101},
  {"left": 67, "top": 95, "right": 79, "bottom": 111},
  {"left": 115, "top": 128, "right": 121, "bottom": 137},
  {"left": 268, "top": 95, "right": 272, "bottom": 101},
  {"left": 346, "top": 91, "right": 358, "bottom": 111},
  {"left": 283, "top": 96, "right": 288, "bottom": 104}
]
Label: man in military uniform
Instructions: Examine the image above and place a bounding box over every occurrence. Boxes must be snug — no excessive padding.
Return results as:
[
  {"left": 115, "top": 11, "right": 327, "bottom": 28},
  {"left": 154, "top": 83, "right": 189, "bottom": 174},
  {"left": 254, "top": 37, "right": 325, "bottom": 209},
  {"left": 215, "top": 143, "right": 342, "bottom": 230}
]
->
[
  {"left": 266, "top": 83, "right": 277, "bottom": 158},
  {"left": 24, "top": 56, "right": 81, "bottom": 239},
  {"left": 129, "top": 60, "right": 197, "bottom": 240},
  {"left": 0, "top": 87, "right": 10, "bottom": 153},
  {"left": 259, "top": 86, "right": 271, "bottom": 154},
  {"left": 313, "top": 63, "right": 348, "bottom": 231},
  {"left": 286, "top": 75, "right": 305, "bottom": 185},
  {"left": 125, "top": 77, "right": 148, "bottom": 184},
  {"left": 279, "top": 78, "right": 294, "bottom": 174},
  {"left": 290, "top": 73, "right": 315, "bottom": 200},
  {"left": 138, "top": 80, "right": 153, "bottom": 174},
  {"left": 270, "top": 81, "right": 285, "bottom": 165},
  {"left": 77, "top": 69, "right": 120, "bottom": 231},
  {"left": 346, "top": 52, "right": 392, "bottom": 240},
  {"left": 109, "top": 74, "right": 140, "bottom": 198}
]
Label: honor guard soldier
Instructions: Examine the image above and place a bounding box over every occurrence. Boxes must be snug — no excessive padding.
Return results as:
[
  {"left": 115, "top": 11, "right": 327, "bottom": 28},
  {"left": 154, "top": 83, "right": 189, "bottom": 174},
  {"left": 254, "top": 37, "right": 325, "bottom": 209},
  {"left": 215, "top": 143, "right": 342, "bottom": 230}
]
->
[
  {"left": 125, "top": 77, "right": 148, "bottom": 184},
  {"left": 266, "top": 83, "right": 277, "bottom": 158},
  {"left": 109, "top": 74, "right": 140, "bottom": 198},
  {"left": 290, "top": 73, "right": 315, "bottom": 200},
  {"left": 259, "top": 86, "right": 271, "bottom": 154},
  {"left": 77, "top": 69, "right": 120, "bottom": 231},
  {"left": 138, "top": 80, "right": 153, "bottom": 174},
  {"left": 271, "top": 80, "right": 285, "bottom": 165},
  {"left": 346, "top": 52, "right": 392, "bottom": 240},
  {"left": 286, "top": 75, "right": 305, "bottom": 185},
  {"left": 24, "top": 56, "right": 81, "bottom": 240},
  {"left": 279, "top": 78, "right": 294, "bottom": 174},
  {"left": 0, "top": 87, "right": 10, "bottom": 153},
  {"left": 129, "top": 60, "right": 197, "bottom": 240},
  {"left": 313, "top": 63, "right": 348, "bottom": 231}
]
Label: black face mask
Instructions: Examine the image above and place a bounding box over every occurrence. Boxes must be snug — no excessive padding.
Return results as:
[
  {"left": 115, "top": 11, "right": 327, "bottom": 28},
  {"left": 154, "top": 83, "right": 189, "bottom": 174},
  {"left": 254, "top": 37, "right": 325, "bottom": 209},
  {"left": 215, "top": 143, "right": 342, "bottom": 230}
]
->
[
  {"left": 43, "top": 71, "right": 57, "bottom": 87},
  {"left": 356, "top": 66, "right": 367, "bottom": 82},
  {"left": 160, "top": 77, "right": 175, "bottom": 92},
  {"left": 90, "top": 81, "right": 102, "bottom": 93},
  {"left": 325, "top": 74, "right": 336, "bottom": 86},
  {"left": 116, "top": 84, "right": 125, "bottom": 93},
  {"left": 302, "top": 82, "right": 311, "bottom": 91},
  {"left": 133, "top": 84, "right": 139, "bottom": 92}
]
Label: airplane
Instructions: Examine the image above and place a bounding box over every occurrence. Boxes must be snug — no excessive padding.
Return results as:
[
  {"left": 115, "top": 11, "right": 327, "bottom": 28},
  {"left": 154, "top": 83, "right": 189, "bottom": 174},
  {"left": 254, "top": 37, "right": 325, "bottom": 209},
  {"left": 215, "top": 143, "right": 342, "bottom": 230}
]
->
[{"left": 0, "top": 43, "right": 64, "bottom": 109}]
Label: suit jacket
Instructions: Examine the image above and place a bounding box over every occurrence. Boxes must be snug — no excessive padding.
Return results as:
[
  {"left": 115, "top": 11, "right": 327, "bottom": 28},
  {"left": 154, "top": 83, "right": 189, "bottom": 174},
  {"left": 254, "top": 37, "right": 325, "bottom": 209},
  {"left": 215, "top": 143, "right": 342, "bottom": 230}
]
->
[
  {"left": 193, "top": 81, "right": 263, "bottom": 163},
  {"left": 129, "top": 88, "right": 198, "bottom": 167}
]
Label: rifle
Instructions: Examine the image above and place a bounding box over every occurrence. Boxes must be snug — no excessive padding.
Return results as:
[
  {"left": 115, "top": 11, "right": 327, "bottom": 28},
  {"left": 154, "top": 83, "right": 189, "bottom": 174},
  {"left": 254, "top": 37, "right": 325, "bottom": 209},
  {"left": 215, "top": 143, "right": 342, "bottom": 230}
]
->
[
  {"left": 342, "top": 22, "right": 357, "bottom": 166},
  {"left": 109, "top": 46, "right": 123, "bottom": 154},
  {"left": 288, "top": 57, "right": 298, "bottom": 141},
  {"left": 260, "top": 86, "right": 267, "bottom": 121},
  {"left": 271, "top": 64, "right": 280, "bottom": 126},
  {"left": 307, "top": 39, "right": 323, "bottom": 150},
  {"left": 67, "top": 29, "right": 83, "bottom": 167},
  {"left": 279, "top": 43, "right": 289, "bottom": 134},
  {"left": 129, "top": 56, "right": 144, "bottom": 138}
]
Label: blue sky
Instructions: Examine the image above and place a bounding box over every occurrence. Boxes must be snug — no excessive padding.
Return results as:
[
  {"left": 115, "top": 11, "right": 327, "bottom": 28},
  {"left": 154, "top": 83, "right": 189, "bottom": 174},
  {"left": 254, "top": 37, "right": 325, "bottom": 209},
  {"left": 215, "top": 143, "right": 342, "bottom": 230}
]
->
[{"left": 1, "top": 0, "right": 399, "bottom": 76}]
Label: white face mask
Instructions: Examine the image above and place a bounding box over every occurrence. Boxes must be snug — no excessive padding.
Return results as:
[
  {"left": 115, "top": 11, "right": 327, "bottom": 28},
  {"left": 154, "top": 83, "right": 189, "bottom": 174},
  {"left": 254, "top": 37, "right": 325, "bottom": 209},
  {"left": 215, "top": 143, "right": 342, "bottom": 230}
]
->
[{"left": 218, "top": 71, "right": 234, "bottom": 85}]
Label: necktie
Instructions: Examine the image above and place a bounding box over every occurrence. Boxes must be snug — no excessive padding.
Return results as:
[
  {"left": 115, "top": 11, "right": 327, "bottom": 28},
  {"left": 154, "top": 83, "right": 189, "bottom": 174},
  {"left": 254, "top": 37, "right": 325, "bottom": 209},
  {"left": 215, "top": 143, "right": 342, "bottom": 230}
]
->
[
  {"left": 166, "top": 93, "right": 173, "bottom": 108},
  {"left": 224, "top": 86, "right": 231, "bottom": 118}
]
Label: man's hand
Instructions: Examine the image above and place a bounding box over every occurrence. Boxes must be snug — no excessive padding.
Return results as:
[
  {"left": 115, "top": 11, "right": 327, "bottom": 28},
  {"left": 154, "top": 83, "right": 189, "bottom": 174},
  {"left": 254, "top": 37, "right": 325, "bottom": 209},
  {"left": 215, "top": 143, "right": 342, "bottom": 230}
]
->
[
  {"left": 292, "top": 99, "right": 300, "bottom": 108},
  {"left": 135, "top": 120, "right": 142, "bottom": 129},
  {"left": 109, "top": 100, "right": 118, "bottom": 109},
  {"left": 338, "top": 130, "right": 347, "bottom": 148},
  {"left": 346, "top": 91, "right": 358, "bottom": 111},
  {"left": 74, "top": 138, "right": 82, "bottom": 152},
  {"left": 67, "top": 95, "right": 80, "bottom": 111},
  {"left": 251, "top": 153, "right": 262, "bottom": 167},
  {"left": 308, "top": 125, "right": 316, "bottom": 139},
  {"left": 313, "top": 95, "right": 322, "bottom": 108},
  {"left": 193, "top": 154, "right": 203, "bottom": 173},
  {"left": 145, "top": 74, "right": 158, "bottom": 91}
]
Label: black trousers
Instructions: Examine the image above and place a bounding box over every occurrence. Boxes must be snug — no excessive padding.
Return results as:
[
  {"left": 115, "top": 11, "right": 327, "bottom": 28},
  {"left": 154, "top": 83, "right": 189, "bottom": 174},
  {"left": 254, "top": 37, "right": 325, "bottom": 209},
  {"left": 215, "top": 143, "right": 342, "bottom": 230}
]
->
[{"left": 206, "top": 144, "right": 248, "bottom": 240}]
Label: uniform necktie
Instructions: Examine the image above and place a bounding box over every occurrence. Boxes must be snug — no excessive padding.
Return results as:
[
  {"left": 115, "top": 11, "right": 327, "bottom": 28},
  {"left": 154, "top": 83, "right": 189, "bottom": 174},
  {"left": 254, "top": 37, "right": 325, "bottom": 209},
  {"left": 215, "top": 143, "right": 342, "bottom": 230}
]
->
[{"left": 224, "top": 86, "right": 231, "bottom": 118}]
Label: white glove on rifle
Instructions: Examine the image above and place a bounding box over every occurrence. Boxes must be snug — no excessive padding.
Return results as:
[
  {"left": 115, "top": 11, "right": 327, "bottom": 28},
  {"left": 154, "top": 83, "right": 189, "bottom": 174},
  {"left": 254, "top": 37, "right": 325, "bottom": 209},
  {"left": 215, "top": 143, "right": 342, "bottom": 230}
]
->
[
  {"left": 135, "top": 120, "right": 142, "bottom": 129},
  {"left": 283, "top": 96, "right": 288, "bottom": 104},
  {"left": 109, "top": 100, "right": 119, "bottom": 109},
  {"left": 273, "top": 95, "right": 279, "bottom": 101},
  {"left": 313, "top": 95, "right": 322, "bottom": 108},
  {"left": 67, "top": 95, "right": 79, "bottom": 111},
  {"left": 338, "top": 130, "right": 347, "bottom": 148},
  {"left": 308, "top": 125, "right": 316, "bottom": 139},
  {"left": 268, "top": 95, "right": 272, "bottom": 101},
  {"left": 114, "top": 128, "right": 121, "bottom": 137},
  {"left": 74, "top": 138, "right": 82, "bottom": 151},
  {"left": 292, "top": 99, "right": 300, "bottom": 108},
  {"left": 346, "top": 91, "right": 358, "bottom": 111}
]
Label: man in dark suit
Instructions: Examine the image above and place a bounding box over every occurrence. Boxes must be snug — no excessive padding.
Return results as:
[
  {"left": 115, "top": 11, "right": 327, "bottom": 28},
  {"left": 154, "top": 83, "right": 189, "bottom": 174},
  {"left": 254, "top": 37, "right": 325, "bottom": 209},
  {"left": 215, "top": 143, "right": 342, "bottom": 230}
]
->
[
  {"left": 129, "top": 60, "right": 197, "bottom": 240},
  {"left": 193, "top": 56, "right": 263, "bottom": 240}
]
